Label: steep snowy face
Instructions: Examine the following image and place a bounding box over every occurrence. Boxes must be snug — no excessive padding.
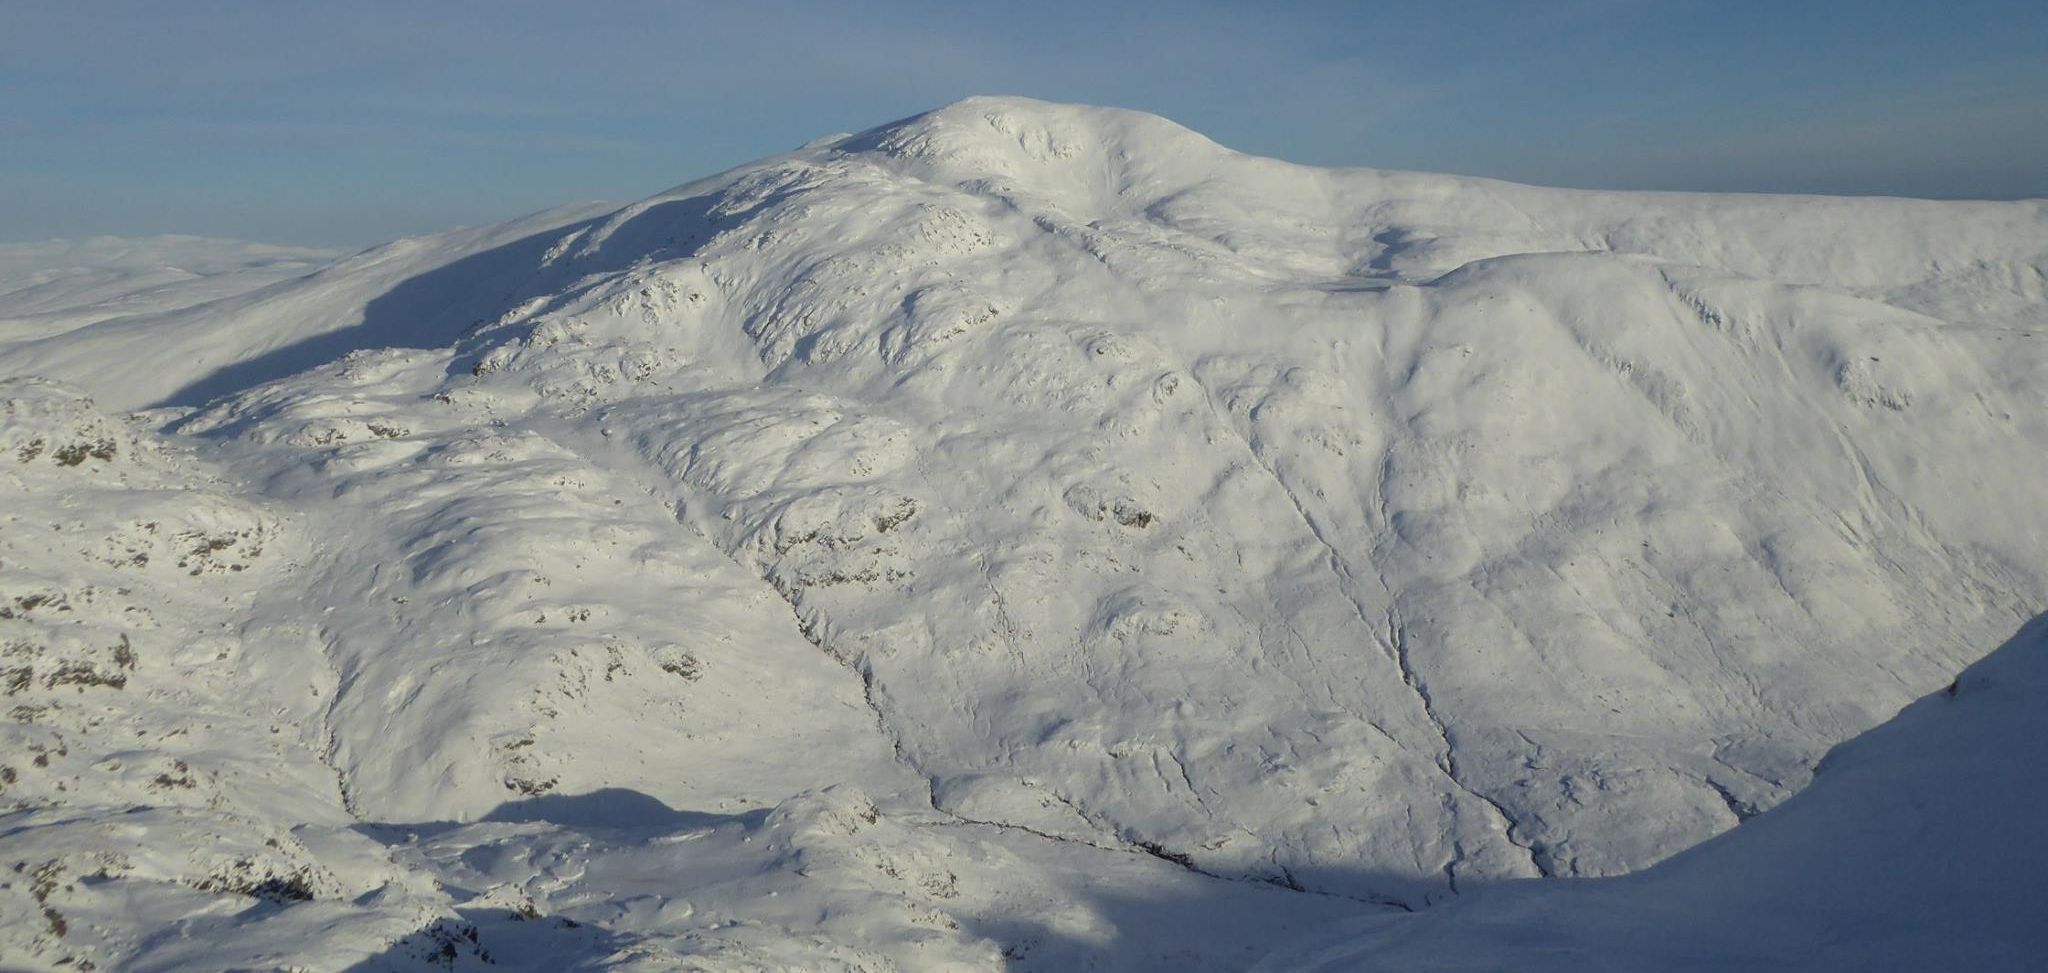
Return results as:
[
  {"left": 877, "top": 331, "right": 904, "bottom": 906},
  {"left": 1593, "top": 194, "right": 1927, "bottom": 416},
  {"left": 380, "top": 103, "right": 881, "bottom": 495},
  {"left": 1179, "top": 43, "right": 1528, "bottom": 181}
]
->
[
  {"left": 333, "top": 96, "right": 2043, "bottom": 894},
  {"left": 4, "top": 97, "right": 2048, "bottom": 967}
]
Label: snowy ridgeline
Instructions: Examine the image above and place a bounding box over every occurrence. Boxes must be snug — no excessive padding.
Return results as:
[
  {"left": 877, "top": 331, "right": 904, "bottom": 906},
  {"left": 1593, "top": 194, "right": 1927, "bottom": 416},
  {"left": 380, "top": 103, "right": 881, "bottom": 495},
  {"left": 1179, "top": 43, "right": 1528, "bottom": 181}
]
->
[{"left": 0, "top": 97, "right": 2044, "bottom": 970}]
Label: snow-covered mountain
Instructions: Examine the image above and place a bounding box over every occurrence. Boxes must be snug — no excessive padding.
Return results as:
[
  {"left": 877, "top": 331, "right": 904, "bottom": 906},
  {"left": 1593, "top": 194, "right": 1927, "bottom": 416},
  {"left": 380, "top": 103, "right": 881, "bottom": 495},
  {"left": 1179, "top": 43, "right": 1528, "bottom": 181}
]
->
[
  {"left": 0, "top": 235, "right": 338, "bottom": 345},
  {"left": 2, "top": 97, "right": 2044, "bottom": 970}
]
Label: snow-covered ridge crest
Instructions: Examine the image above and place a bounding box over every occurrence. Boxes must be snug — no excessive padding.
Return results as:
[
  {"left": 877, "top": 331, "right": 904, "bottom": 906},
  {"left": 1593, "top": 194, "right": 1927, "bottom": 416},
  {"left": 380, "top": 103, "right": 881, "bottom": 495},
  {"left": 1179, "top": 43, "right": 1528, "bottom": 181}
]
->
[
  {"left": 5, "top": 97, "right": 2043, "bottom": 409},
  {"left": 2, "top": 97, "right": 2046, "bottom": 969},
  {"left": 839, "top": 96, "right": 1238, "bottom": 203}
]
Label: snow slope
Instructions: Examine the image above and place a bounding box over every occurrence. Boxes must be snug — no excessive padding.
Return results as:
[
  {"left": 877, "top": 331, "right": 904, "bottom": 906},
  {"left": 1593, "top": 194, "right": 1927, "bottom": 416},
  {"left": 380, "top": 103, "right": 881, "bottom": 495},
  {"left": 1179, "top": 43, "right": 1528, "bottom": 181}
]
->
[
  {"left": 0, "top": 208, "right": 608, "bottom": 409},
  {"left": 2, "top": 97, "right": 2045, "bottom": 969},
  {"left": 1251, "top": 614, "right": 2048, "bottom": 972},
  {"left": 0, "top": 375, "right": 1359, "bottom": 970}
]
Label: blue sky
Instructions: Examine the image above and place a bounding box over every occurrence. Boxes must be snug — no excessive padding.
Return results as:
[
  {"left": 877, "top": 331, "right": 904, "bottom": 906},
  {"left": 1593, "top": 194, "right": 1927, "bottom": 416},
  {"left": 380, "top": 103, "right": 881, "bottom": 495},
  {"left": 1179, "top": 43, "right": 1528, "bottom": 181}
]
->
[{"left": 4, "top": 0, "right": 2044, "bottom": 247}]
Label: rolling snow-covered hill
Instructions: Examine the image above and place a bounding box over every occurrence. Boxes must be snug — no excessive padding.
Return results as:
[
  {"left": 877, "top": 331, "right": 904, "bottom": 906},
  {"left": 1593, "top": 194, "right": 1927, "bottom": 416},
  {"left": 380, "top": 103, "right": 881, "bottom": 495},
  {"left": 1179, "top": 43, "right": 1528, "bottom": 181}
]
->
[
  {"left": 0, "top": 235, "right": 338, "bottom": 345},
  {"left": 2, "top": 97, "right": 2044, "bottom": 970}
]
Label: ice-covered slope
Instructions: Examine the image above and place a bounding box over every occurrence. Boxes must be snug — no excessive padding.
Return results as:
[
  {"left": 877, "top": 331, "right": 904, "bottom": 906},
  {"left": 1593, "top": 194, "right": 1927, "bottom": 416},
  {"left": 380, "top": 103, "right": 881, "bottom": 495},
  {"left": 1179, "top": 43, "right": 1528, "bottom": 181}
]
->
[
  {"left": 3, "top": 97, "right": 2046, "bottom": 968},
  {"left": 1253, "top": 614, "right": 2048, "bottom": 972}
]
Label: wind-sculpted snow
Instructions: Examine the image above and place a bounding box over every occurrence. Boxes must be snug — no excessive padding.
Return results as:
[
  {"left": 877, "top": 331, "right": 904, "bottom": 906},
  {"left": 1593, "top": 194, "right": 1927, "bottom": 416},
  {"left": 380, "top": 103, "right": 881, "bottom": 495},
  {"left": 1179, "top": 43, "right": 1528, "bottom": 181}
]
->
[{"left": 2, "top": 97, "right": 2045, "bottom": 968}]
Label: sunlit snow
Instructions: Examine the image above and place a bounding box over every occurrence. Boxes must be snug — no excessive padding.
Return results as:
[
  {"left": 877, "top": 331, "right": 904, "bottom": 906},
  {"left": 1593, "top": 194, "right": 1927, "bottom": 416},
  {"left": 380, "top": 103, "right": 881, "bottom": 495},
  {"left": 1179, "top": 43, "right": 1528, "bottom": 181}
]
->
[{"left": 2, "top": 98, "right": 2043, "bottom": 971}]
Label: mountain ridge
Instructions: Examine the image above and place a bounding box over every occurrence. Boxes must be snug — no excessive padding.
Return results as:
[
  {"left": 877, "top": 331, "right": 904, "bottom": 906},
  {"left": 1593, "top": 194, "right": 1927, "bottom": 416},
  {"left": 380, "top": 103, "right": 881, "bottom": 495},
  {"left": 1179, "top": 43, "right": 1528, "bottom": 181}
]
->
[{"left": 8, "top": 96, "right": 2044, "bottom": 411}]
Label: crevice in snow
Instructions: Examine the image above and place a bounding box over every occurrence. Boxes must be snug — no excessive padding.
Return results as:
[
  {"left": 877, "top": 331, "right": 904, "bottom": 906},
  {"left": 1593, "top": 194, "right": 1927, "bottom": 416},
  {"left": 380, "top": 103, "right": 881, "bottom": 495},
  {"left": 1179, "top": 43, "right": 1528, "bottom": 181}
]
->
[
  {"left": 1702, "top": 776, "right": 1759, "bottom": 822},
  {"left": 1162, "top": 747, "right": 1213, "bottom": 819},
  {"left": 310, "top": 617, "right": 362, "bottom": 820}
]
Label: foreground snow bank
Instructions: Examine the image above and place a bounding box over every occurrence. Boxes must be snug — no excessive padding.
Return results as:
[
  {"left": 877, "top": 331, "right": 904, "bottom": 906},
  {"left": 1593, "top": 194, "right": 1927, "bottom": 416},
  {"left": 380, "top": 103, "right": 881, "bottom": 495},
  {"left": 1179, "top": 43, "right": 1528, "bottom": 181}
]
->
[{"left": 1256, "top": 613, "right": 2048, "bottom": 971}]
